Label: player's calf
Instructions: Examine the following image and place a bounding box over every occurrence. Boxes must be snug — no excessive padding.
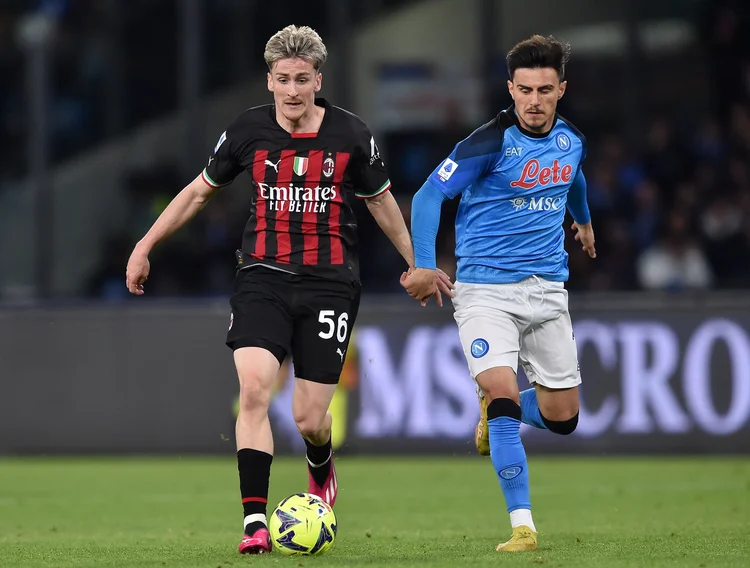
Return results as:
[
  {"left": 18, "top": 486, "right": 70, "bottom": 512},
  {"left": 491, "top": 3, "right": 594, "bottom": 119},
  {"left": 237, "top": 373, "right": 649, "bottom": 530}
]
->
[
  {"left": 237, "top": 449, "right": 273, "bottom": 539},
  {"left": 486, "top": 397, "right": 537, "bottom": 545}
]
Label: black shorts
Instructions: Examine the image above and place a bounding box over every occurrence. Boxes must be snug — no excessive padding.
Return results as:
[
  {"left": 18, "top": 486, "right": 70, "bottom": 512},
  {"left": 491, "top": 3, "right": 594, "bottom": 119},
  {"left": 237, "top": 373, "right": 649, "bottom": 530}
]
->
[{"left": 226, "top": 266, "right": 361, "bottom": 384}]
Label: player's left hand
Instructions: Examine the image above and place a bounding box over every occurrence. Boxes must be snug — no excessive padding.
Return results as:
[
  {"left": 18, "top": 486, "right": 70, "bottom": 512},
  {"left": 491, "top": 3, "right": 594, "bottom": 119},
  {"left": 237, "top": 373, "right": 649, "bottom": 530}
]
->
[
  {"left": 126, "top": 248, "right": 150, "bottom": 295},
  {"left": 401, "top": 267, "right": 447, "bottom": 307},
  {"left": 572, "top": 222, "right": 596, "bottom": 258}
]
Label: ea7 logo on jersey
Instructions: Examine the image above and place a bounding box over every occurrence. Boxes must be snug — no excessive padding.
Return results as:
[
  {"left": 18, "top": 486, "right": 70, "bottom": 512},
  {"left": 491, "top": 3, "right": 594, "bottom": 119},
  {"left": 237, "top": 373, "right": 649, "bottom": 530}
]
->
[
  {"left": 437, "top": 158, "right": 458, "bottom": 182},
  {"left": 505, "top": 147, "right": 523, "bottom": 157},
  {"left": 214, "top": 131, "right": 227, "bottom": 154}
]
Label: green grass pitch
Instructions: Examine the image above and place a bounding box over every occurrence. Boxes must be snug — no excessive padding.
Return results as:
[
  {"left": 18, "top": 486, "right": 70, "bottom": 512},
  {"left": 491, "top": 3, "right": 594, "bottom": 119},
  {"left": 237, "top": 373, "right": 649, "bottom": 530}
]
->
[{"left": 1, "top": 456, "right": 748, "bottom": 567}]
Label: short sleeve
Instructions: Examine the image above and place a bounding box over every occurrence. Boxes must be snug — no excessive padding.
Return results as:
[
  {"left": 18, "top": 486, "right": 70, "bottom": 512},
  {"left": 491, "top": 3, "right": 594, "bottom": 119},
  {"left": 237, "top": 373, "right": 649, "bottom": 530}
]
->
[
  {"left": 352, "top": 126, "right": 392, "bottom": 199},
  {"left": 427, "top": 123, "right": 503, "bottom": 199},
  {"left": 202, "top": 127, "right": 244, "bottom": 188}
]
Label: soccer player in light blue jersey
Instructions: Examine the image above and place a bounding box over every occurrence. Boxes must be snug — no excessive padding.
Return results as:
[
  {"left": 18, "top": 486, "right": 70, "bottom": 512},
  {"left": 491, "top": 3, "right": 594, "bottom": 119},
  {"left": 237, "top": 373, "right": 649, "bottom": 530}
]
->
[{"left": 402, "top": 35, "right": 596, "bottom": 552}]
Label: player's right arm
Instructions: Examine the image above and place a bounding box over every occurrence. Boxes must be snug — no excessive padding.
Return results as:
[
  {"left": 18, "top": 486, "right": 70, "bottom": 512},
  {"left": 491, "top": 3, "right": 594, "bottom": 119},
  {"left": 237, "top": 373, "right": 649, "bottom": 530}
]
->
[
  {"left": 402, "top": 125, "right": 499, "bottom": 302},
  {"left": 126, "top": 127, "right": 244, "bottom": 295}
]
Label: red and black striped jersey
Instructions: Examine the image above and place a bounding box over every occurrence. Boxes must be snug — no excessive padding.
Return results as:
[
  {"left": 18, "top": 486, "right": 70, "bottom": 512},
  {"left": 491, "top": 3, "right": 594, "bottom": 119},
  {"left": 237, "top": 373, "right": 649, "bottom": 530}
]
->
[{"left": 202, "top": 98, "right": 391, "bottom": 283}]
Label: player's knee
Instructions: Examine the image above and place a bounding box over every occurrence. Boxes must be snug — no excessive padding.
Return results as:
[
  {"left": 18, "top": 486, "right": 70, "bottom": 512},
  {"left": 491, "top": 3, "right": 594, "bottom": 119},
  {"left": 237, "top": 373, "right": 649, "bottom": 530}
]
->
[
  {"left": 541, "top": 412, "right": 579, "bottom": 435},
  {"left": 477, "top": 367, "right": 518, "bottom": 402},
  {"left": 237, "top": 379, "right": 272, "bottom": 414},
  {"left": 294, "top": 414, "right": 326, "bottom": 438},
  {"left": 487, "top": 398, "right": 522, "bottom": 421}
]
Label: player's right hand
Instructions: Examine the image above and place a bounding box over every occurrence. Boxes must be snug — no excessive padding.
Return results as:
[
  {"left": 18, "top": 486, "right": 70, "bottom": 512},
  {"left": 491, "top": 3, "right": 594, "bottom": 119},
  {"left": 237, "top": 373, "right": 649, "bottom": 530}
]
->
[
  {"left": 126, "top": 248, "right": 150, "bottom": 295},
  {"left": 400, "top": 267, "right": 438, "bottom": 306}
]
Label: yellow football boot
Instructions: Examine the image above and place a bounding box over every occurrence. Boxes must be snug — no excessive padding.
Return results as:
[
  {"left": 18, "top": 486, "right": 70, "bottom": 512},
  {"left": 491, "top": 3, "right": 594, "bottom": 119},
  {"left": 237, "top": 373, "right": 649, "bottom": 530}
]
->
[
  {"left": 496, "top": 525, "right": 538, "bottom": 552},
  {"left": 475, "top": 388, "right": 490, "bottom": 456}
]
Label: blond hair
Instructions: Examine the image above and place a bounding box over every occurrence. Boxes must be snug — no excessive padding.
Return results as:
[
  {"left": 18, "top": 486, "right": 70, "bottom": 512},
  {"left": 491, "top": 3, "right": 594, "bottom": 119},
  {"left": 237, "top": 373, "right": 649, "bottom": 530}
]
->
[{"left": 264, "top": 25, "right": 328, "bottom": 71}]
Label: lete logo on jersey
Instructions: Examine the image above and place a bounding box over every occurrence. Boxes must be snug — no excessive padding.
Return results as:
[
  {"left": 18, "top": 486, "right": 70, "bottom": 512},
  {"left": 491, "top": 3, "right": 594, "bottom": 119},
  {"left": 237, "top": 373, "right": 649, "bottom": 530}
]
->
[{"left": 510, "top": 159, "right": 573, "bottom": 190}]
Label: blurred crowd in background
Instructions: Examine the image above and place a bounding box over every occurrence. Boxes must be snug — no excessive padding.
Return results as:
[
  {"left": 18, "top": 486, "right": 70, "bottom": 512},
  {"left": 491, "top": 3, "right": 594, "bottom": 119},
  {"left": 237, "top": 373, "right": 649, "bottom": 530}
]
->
[{"left": 2, "top": 0, "right": 749, "bottom": 300}]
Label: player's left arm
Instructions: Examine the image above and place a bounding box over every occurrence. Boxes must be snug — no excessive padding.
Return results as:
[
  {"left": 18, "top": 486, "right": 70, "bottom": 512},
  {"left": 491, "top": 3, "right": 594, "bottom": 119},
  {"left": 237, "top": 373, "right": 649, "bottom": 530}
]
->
[
  {"left": 355, "top": 127, "right": 453, "bottom": 304},
  {"left": 352, "top": 128, "right": 412, "bottom": 264},
  {"left": 364, "top": 191, "right": 413, "bottom": 265},
  {"left": 567, "top": 168, "right": 596, "bottom": 258}
]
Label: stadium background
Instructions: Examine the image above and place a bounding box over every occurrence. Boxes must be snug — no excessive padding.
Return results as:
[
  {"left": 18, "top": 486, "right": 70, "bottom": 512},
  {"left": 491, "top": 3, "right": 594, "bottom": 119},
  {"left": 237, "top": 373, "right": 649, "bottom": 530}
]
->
[
  {"left": 2, "top": 0, "right": 748, "bottom": 456},
  {"left": 0, "top": 2, "right": 749, "bottom": 566}
]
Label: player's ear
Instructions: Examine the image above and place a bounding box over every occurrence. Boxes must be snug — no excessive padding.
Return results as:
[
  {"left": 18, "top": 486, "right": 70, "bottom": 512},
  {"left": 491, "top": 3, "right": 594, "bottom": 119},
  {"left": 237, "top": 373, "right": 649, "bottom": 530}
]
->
[
  {"left": 558, "top": 80, "right": 567, "bottom": 99},
  {"left": 267, "top": 72, "right": 273, "bottom": 92},
  {"left": 507, "top": 79, "right": 514, "bottom": 100},
  {"left": 314, "top": 72, "right": 322, "bottom": 93}
]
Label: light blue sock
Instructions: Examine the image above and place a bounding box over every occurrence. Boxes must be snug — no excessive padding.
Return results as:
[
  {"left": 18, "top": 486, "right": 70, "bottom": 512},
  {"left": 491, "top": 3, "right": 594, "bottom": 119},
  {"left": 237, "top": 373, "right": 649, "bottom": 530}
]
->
[
  {"left": 488, "top": 411, "right": 531, "bottom": 513},
  {"left": 520, "top": 388, "right": 547, "bottom": 430}
]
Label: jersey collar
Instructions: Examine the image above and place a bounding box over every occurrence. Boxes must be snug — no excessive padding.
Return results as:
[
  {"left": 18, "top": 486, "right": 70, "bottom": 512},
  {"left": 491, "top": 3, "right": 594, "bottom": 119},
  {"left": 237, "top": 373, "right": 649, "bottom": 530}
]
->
[
  {"left": 272, "top": 98, "right": 331, "bottom": 138},
  {"left": 507, "top": 104, "right": 558, "bottom": 139}
]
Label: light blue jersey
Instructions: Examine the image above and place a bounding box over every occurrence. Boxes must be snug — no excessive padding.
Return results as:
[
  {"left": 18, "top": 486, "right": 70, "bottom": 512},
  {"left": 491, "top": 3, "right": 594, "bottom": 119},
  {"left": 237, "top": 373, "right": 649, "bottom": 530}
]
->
[{"left": 413, "top": 105, "right": 590, "bottom": 284}]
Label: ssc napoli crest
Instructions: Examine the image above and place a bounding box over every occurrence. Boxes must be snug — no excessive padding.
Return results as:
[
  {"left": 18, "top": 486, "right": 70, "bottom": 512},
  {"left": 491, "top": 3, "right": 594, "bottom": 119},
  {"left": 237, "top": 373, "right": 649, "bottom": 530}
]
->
[
  {"left": 470, "top": 338, "right": 489, "bottom": 358},
  {"left": 556, "top": 133, "right": 571, "bottom": 152}
]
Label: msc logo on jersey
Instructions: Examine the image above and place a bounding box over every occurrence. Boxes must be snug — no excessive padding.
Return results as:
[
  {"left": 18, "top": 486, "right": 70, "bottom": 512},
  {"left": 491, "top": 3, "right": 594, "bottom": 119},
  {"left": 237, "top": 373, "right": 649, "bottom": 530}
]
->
[
  {"left": 556, "top": 133, "right": 571, "bottom": 151},
  {"left": 510, "top": 197, "right": 527, "bottom": 211},
  {"left": 510, "top": 196, "right": 564, "bottom": 212},
  {"left": 470, "top": 338, "right": 489, "bottom": 358},
  {"left": 437, "top": 158, "right": 458, "bottom": 182}
]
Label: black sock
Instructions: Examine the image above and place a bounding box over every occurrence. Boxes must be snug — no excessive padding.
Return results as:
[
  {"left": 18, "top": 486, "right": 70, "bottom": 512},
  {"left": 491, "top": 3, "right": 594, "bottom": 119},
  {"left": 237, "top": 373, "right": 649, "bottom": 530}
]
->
[
  {"left": 237, "top": 448, "right": 273, "bottom": 535},
  {"left": 305, "top": 436, "right": 332, "bottom": 487}
]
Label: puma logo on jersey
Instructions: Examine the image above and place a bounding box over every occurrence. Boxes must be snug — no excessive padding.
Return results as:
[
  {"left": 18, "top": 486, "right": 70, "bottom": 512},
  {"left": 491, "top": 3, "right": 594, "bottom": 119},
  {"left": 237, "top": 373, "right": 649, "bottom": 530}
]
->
[
  {"left": 336, "top": 347, "right": 346, "bottom": 362},
  {"left": 264, "top": 159, "right": 280, "bottom": 173}
]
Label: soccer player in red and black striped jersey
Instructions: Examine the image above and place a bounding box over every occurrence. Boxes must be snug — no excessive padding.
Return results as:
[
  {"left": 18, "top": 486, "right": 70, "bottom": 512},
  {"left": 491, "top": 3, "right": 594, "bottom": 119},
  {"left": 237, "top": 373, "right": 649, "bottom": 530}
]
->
[{"left": 125, "top": 25, "right": 452, "bottom": 554}]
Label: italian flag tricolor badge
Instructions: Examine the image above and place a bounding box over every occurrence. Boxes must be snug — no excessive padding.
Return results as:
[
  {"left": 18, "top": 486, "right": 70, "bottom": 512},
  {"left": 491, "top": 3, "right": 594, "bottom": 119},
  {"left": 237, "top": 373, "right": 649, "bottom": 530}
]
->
[{"left": 293, "top": 156, "right": 308, "bottom": 176}]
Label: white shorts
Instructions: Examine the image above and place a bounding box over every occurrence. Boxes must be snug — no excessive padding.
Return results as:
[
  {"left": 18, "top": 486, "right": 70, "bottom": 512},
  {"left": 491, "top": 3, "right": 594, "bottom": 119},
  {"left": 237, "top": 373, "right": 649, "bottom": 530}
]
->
[{"left": 452, "top": 276, "right": 581, "bottom": 390}]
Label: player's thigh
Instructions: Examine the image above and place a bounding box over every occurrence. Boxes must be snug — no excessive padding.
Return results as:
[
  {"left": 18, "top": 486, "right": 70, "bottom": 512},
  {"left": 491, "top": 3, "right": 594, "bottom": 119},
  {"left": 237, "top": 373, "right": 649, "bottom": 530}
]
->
[
  {"left": 234, "top": 347, "right": 282, "bottom": 410},
  {"left": 226, "top": 267, "right": 294, "bottom": 364},
  {"left": 291, "top": 279, "right": 361, "bottom": 385},
  {"left": 519, "top": 285, "right": 581, "bottom": 391},
  {"left": 452, "top": 281, "right": 522, "bottom": 384}
]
